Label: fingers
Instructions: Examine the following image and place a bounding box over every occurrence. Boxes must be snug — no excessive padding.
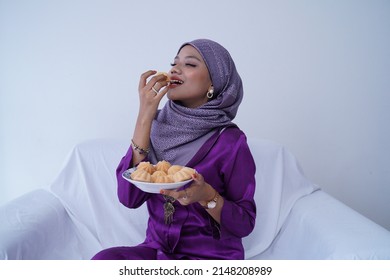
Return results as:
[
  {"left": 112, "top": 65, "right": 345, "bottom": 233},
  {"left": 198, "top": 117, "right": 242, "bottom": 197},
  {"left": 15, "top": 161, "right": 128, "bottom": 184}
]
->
[
  {"left": 160, "top": 174, "right": 207, "bottom": 206},
  {"left": 154, "top": 85, "right": 169, "bottom": 101},
  {"left": 152, "top": 73, "right": 170, "bottom": 86},
  {"left": 139, "top": 70, "right": 169, "bottom": 100},
  {"left": 139, "top": 71, "right": 168, "bottom": 90},
  {"left": 148, "top": 73, "right": 170, "bottom": 90},
  {"left": 191, "top": 172, "right": 205, "bottom": 185},
  {"left": 160, "top": 189, "right": 188, "bottom": 201},
  {"left": 139, "top": 70, "right": 156, "bottom": 92}
]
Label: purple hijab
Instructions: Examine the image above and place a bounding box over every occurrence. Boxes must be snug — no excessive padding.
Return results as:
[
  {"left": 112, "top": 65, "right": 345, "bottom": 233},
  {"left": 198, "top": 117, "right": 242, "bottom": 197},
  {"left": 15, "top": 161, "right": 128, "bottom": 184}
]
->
[{"left": 150, "top": 39, "right": 243, "bottom": 164}]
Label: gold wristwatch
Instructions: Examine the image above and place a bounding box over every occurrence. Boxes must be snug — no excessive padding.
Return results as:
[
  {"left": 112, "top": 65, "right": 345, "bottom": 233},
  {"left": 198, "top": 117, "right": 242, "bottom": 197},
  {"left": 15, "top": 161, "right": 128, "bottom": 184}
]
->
[{"left": 204, "top": 191, "right": 219, "bottom": 209}]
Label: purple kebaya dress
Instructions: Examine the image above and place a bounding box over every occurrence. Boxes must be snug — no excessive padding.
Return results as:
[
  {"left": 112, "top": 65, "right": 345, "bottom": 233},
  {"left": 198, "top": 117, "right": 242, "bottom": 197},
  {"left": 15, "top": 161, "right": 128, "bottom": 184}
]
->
[
  {"left": 92, "top": 126, "right": 256, "bottom": 260},
  {"left": 92, "top": 39, "right": 256, "bottom": 260}
]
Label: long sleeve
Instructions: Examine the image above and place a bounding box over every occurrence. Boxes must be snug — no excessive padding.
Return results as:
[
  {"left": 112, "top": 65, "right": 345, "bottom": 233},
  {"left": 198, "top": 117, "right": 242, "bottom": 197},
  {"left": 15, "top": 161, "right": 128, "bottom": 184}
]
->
[
  {"left": 116, "top": 145, "right": 151, "bottom": 209},
  {"left": 187, "top": 127, "right": 256, "bottom": 240},
  {"left": 219, "top": 133, "right": 256, "bottom": 239}
]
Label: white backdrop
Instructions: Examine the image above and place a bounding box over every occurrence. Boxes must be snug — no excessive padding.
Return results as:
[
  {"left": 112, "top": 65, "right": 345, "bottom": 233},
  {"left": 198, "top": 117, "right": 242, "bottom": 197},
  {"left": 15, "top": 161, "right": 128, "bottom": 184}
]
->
[{"left": 1, "top": 0, "right": 389, "bottom": 230}]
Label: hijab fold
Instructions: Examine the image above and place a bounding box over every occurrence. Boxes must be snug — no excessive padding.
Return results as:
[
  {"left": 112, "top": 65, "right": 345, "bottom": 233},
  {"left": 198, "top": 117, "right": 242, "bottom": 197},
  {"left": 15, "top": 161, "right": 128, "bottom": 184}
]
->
[{"left": 150, "top": 39, "right": 243, "bottom": 164}]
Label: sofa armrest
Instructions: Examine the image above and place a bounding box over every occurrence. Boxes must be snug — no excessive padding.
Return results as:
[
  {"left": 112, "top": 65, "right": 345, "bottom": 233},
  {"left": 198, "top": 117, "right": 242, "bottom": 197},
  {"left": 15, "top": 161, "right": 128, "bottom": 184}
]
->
[
  {"left": 254, "top": 190, "right": 390, "bottom": 259},
  {"left": 0, "top": 189, "right": 85, "bottom": 259}
]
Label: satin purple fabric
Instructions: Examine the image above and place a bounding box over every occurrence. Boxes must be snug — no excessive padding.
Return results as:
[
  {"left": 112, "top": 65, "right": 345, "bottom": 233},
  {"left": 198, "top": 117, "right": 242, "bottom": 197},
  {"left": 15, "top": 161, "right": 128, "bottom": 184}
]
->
[{"left": 92, "top": 126, "right": 256, "bottom": 260}]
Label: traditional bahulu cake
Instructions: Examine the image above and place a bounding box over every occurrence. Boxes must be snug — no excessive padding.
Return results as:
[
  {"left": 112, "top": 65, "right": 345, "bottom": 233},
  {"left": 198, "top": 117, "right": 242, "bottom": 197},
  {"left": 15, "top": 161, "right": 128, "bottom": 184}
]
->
[
  {"left": 155, "top": 160, "right": 171, "bottom": 173},
  {"left": 130, "top": 160, "right": 195, "bottom": 184},
  {"left": 153, "top": 175, "right": 174, "bottom": 183},
  {"left": 155, "top": 72, "right": 170, "bottom": 83},
  {"left": 137, "top": 161, "right": 155, "bottom": 174},
  {"left": 167, "top": 165, "right": 183, "bottom": 175},
  {"left": 173, "top": 167, "right": 196, "bottom": 182},
  {"left": 130, "top": 169, "right": 151, "bottom": 182},
  {"left": 151, "top": 170, "right": 167, "bottom": 182}
]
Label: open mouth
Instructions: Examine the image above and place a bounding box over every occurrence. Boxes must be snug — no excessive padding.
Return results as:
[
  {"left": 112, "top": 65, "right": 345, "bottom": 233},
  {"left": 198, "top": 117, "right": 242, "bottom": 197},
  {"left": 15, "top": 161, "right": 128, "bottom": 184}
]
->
[{"left": 169, "top": 79, "right": 184, "bottom": 85}]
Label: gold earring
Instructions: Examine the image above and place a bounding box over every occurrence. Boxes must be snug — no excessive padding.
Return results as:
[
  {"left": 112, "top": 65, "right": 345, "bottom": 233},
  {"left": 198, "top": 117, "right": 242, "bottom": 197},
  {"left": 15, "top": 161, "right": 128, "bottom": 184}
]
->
[{"left": 207, "top": 88, "right": 214, "bottom": 99}]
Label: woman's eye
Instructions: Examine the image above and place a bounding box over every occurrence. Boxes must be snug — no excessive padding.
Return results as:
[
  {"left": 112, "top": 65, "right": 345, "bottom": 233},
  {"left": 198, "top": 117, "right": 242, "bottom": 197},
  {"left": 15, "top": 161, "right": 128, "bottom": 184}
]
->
[{"left": 170, "top": 62, "right": 196, "bottom": 67}]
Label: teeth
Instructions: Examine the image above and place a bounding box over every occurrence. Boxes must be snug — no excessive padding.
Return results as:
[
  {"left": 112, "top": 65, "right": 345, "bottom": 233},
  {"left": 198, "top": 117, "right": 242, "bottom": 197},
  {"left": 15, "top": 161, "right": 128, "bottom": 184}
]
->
[{"left": 169, "top": 80, "right": 183, "bottom": 85}]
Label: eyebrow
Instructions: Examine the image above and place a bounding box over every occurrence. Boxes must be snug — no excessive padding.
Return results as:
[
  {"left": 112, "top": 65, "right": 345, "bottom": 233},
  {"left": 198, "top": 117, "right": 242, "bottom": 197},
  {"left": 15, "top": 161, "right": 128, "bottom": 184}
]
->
[{"left": 174, "top": 55, "right": 202, "bottom": 62}]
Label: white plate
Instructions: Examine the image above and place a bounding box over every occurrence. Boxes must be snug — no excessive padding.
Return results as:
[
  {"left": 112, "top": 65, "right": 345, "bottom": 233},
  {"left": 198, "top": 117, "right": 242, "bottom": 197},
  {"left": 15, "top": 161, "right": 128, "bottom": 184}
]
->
[{"left": 122, "top": 168, "right": 193, "bottom": 194}]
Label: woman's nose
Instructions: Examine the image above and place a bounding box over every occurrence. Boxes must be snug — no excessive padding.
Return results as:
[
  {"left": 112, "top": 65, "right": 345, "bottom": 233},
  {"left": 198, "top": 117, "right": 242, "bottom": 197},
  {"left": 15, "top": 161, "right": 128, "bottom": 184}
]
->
[{"left": 170, "top": 65, "right": 181, "bottom": 74}]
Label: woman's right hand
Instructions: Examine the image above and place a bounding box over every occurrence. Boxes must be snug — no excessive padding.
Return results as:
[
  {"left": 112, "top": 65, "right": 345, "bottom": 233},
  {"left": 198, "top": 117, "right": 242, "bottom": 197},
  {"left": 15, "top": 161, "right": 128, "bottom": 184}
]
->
[
  {"left": 130, "top": 70, "right": 169, "bottom": 166},
  {"left": 138, "top": 70, "right": 169, "bottom": 122}
]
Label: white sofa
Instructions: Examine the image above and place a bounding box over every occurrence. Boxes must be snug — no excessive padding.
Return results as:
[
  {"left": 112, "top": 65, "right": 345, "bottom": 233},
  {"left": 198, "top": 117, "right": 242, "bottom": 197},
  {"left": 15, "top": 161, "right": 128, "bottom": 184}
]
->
[{"left": 1, "top": 138, "right": 390, "bottom": 260}]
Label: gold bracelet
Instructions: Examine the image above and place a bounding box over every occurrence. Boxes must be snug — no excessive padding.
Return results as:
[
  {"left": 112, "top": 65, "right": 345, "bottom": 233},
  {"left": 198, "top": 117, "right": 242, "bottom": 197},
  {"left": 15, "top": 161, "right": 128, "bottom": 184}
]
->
[{"left": 131, "top": 139, "right": 150, "bottom": 155}]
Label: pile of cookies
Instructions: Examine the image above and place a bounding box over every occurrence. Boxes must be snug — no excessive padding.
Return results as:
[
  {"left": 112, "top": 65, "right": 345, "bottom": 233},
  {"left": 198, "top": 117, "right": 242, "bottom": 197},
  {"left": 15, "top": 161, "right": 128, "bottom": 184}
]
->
[{"left": 130, "top": 161, "right": 196, "bottom": 183}]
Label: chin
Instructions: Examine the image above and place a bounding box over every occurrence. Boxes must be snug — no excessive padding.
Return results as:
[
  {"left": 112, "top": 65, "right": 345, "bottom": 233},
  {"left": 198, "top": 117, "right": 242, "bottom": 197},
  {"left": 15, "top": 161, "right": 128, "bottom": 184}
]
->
[
  {"left": 166, "top": 92, "right": 173, "bottom": 100},
  {"left": 167, "top": 92, "right": 179, "bottom": 101}
]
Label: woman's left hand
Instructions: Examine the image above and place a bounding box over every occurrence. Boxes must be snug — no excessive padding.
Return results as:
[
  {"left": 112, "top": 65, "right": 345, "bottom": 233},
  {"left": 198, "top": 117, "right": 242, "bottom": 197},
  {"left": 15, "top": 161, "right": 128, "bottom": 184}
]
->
[{"left": 160, "top": 173, "right": 216, "bottom": 206}]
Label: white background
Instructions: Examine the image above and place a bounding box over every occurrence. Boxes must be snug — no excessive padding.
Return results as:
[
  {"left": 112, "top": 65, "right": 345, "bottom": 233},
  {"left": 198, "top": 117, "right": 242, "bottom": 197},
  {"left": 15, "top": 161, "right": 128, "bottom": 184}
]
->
[{"left": 1, "top": 0, "right": 389, "bottom": 230}]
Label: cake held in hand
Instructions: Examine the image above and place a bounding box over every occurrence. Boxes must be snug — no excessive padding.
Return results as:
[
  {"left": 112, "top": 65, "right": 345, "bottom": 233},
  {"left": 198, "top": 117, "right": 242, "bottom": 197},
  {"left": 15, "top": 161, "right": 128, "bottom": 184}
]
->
[{"left": 155, "top": 72, "right": 170, "bottom": 83}]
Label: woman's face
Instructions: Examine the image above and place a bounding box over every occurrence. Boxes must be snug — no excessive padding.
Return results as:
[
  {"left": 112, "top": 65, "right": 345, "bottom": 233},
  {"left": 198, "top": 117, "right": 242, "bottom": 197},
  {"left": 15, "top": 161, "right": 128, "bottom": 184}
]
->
[{"left": 167, "top": 45, "right": 212, "bottom": 108}]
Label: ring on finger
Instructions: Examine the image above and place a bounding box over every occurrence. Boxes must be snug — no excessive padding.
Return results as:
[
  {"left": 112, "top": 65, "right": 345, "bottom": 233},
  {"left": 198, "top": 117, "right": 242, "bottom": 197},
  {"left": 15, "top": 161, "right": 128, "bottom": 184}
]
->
[{"left": 152, "top": 86, "right": 159, "bottom": 94}]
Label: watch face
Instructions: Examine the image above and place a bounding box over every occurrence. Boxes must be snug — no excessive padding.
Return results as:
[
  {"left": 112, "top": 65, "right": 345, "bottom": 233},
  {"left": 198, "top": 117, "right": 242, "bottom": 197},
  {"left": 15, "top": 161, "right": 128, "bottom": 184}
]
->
[{"left": 207, "top": 200, "right": 217, "bottom": 209}]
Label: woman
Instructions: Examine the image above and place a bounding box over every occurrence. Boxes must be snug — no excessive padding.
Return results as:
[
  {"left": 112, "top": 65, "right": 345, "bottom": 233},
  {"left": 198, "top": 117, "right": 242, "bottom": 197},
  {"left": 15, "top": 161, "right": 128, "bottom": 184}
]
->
[{"left": 92, "top": 39, "right": 256, "bottom": 260}]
